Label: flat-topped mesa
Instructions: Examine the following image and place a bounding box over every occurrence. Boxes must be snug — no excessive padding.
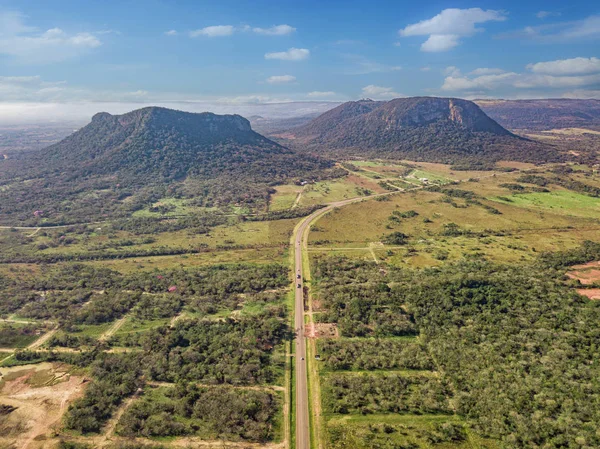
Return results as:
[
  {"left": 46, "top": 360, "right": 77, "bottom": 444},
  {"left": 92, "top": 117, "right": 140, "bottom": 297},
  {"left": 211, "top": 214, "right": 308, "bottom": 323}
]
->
[{"left": 32, "top": 106, "right": 331, "bottom": 184}]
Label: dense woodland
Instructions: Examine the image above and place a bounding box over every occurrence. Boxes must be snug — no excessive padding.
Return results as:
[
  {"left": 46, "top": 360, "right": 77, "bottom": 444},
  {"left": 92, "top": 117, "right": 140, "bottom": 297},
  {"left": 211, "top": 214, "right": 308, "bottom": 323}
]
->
[
  {"left": 323, "top": 372, "right": 452, "bottom": 415},
  {"left": 318, "top": 339, "right": 434, "bottom": 371},
  {"left": 117, "top": 384, "right": 280, "bottom": 442},
  {"left": 314, "top": 246, "right": 600, "bottom": 449}
]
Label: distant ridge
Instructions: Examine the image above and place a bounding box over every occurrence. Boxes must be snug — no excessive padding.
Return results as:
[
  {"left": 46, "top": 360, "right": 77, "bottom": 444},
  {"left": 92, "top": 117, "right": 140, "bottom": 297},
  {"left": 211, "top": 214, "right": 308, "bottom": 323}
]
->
[{"left": 475, "top": 99, "right": 600, "bottom": 131}]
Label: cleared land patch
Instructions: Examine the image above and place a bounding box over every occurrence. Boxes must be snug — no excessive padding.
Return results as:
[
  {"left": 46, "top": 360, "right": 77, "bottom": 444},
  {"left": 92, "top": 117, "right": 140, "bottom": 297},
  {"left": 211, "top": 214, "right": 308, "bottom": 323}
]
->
[{"left": 0, "top": 362, "right": 86, "bottom": 449}]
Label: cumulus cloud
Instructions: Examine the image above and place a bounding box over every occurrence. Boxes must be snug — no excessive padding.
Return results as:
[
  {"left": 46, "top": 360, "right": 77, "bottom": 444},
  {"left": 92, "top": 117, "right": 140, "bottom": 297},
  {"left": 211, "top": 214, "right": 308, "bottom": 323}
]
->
[
  {"left": 189, "top": 25, "right": 234, "bottom": 37},
  {"left": 0, "top": 11, "right": 102, "bottom": 63},
  {"left": 165, "top": 30, "right": 178, "bottom": 36},
  {"left": 526, "top": 57, "right": 600, "bottom": 76},
  {"left": 361, "top": 85, "right": 403, "bottom": 100},
  {"left": 307, "top": 91, "right": 336, "bottom": 97},
  {"left": 265, "top": 48, "right": 310, "bottom": 61},
  {"left": 253, "top": 25, "right": 296, "bottom": 36},
  {"left": 266, "top": 75, "right": 296, "bottom": 84},
  {"left": 441, "top": 57, "right": 600, "bottom": 96},
  {"left": 421, "top": 34, "right": 460, "bottom": 52},
  {"left": 399, "top": 8, "right": 507, "bottom": 52}
]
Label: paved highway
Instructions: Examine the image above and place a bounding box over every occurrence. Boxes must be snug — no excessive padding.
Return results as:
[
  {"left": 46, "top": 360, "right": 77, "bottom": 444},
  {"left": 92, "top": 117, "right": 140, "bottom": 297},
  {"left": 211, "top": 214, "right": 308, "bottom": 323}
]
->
[
  {"left": 293, "top": 194, "right": 392, "bottom": 449},
  {"left": 290, "top": 171, "right": 509, "bottom": 448}
]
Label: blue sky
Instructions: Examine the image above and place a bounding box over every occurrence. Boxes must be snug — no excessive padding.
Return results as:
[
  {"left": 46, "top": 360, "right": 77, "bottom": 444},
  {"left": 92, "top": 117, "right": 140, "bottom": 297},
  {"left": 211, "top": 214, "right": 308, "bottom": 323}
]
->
[{"left": 0, "top": 0, "right": 598, "bottom": 122}]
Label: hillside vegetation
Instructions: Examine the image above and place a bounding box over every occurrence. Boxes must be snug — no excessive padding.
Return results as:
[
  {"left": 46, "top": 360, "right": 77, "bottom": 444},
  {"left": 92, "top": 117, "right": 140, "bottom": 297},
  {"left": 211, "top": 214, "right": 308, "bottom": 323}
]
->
[
  {"left": 0, "top": 107, "right": 336, "bottom": 225},
  {"left": 278, "top": 97, "right": 560, "bottom": 164}
]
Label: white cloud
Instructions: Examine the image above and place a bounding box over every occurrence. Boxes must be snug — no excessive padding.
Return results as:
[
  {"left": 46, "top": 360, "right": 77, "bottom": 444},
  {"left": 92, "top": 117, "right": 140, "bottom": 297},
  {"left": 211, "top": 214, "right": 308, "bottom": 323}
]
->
[
  {"left": 165, "top": 30, "right": 178, "bottom": 36},
  {"left": 253, "top": 24, "right": 296, "bottom": 36},
  {"left": 563, "top": 15, "right": 600, "bottom": 39},
  {"left": 393, "top": 42, "right": 401, "bottom": 47},
  {"left": 421, "top": 34, "right": 460, "bottom": 52},
  {"left": 441, "top": 59, "right": 600, "bottom": 94},
  {"left": 361, "top": 85, "right": 402, "bottom": 100},
  {"left": 500, "top": 15, "right": 600, "bottom": 42},
  {"left": 526, "top": 57, "right": 600, "bottom": 76},
  {"left": 442, "top": 72, "right": 519, "bottom": 91},
  {"left": 536, "top": 11, "right": 561, "bottom": 19},
  {"left": 189, "top": 25, "right": 234, "bottom": 38},
  {"left": 420, "top": 67, "right": 431, "bottom": 72},
  {"left": 399, "top": 8, "right": 507, "bottom": 52},
  {"left": 265, "top": 47, "right": 310, "bottom": 61},
  {"left": 470, "top": 68, "right": 506, "bottom": 75},
  {"left": 307, "top": 91, "right": 336, "bottom": 97},
  {"left": 266, "top": 75, "right": 296, "bottom": 84},
  {"left": 0, "top": 11, "right": 102, "bottom": 63}
]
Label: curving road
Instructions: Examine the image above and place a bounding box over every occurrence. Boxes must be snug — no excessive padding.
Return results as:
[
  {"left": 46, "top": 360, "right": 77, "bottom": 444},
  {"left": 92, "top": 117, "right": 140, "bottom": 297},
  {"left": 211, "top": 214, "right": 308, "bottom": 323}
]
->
[{"left": 291, "top": 173, "right": 506, "bottom": 448}]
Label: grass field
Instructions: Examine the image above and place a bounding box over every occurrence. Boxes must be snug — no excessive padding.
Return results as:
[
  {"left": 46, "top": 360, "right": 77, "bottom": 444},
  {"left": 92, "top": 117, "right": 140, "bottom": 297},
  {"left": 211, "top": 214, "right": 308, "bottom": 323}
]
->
[
  {"left": 298, "top": 178, "right": 382, "bottom": 207},
  {"left": 270, "top": 185, "right": 304, "bottom": 211},
  {"left": 305, "top": 170, "right": 600, "bottom": 267},
  {"left": 491, "top": 190, "right": 600, "bottom": 218}
]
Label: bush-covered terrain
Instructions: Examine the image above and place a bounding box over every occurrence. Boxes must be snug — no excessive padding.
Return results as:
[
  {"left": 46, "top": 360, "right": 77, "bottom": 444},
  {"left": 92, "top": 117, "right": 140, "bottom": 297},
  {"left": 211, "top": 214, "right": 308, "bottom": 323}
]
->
[{"left": 313, "top": 251, "right": 600, "bottom": 449}]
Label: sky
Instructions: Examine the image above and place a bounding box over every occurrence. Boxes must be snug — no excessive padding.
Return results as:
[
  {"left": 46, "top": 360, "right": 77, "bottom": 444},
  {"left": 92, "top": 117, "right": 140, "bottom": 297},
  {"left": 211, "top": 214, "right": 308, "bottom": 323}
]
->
[{"left": 0, "top": 0, "right": 599, "bottom": 123}]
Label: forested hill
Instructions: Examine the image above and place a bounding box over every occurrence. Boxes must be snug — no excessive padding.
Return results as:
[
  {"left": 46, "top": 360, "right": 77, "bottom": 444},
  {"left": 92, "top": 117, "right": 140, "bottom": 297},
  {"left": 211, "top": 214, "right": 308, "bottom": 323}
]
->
[
  {"left": 0, "top": 107, "right": 335, "bottom": 225},
  {"left": 278, "top": 97, "right": 560, "bottom": 164},
  {"left": 29, "top": 106, "right": 329, "bottom": 184}
]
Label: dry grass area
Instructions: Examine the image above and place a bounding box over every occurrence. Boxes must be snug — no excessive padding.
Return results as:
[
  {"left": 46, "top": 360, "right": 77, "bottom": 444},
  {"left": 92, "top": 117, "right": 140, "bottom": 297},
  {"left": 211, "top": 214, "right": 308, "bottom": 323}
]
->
[
  {"left": 0, "top": 363, "right": 87, "bottom": 449},
  {"left": 307, "top": 167, "right": 600, "bottom": 267}
]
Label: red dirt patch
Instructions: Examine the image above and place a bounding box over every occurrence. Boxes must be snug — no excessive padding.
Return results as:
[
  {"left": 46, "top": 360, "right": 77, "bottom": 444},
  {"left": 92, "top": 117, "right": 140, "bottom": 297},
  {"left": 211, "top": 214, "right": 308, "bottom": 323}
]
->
[
  {"left": 577, "top": 289, "right": 600, "bottom": 300},
  {"left": 306, "top": 323, "right": 338, "bottom": 339},
  {"left": 567, "top": 261, "right": 600, "bottom": 285}
]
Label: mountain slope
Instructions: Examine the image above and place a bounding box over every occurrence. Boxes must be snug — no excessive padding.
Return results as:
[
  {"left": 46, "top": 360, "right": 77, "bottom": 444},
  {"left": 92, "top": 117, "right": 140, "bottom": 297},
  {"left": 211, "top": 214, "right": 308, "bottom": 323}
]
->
[
  {"left": 35, "top": 107, "right": 328, "bottom": 184},
  {"left": 0, "top": 107, "right": 334, "bottom": 225},
  {"left": 281, "top": 97, "right": 558, "bottom": 163},
  {"left": 476, "top": 99, "right": 600, "bottom": 131}
]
